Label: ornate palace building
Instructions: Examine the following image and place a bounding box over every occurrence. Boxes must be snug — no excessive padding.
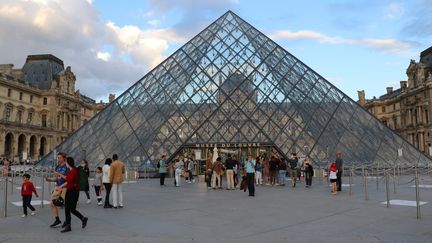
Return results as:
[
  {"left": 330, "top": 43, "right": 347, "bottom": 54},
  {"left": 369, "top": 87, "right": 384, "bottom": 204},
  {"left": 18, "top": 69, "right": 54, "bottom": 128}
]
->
[
  {"left": 359, "top": 46, "right": 432, "bottom": 156},
  {"left": 0, "top": 54, "right": 110, "bottom": 162}
]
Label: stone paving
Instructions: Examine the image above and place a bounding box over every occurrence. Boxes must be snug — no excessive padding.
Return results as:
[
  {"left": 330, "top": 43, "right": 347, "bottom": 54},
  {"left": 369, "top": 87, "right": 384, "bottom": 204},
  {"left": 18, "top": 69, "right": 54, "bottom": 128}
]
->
[{"left": 1, "top": 175, "right": 432, "bottom": 243}]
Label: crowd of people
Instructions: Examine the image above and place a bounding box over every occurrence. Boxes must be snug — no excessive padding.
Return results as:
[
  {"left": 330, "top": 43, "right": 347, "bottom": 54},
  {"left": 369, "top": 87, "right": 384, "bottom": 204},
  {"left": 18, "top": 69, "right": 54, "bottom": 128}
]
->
[
  {"left": 14, "top": 150, "right": 343, "bottom": 234},
  {"left": 157, "top": 151, "right": 343, "bottom": 197}
]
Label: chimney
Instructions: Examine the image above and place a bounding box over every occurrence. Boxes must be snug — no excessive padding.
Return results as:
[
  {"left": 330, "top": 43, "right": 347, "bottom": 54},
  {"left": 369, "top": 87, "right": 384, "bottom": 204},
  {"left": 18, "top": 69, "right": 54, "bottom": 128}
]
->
[
  {"left": 357, "top": 90, "right": 366, "bottom": 106},
  {"left": 109, "top": 94, "right": 115, "bottom": 103},
  {"left": 400, "top": 81, "right": 407, "bottom": 90},
  {"left": 386, "top": 87, "right": 393, "bottom": 94}
]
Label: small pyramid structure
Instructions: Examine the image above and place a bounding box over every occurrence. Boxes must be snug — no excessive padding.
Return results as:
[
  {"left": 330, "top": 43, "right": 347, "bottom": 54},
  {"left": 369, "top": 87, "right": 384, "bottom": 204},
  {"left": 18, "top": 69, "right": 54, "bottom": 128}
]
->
[{"left": 38, "top": 11, "right": 431, "bottom": 169}]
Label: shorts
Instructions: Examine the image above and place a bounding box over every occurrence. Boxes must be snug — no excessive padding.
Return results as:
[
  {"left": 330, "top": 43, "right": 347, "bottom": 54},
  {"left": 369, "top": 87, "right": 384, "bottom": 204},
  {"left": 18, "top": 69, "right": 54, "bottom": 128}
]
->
[
  {"left": 330, "top": 179, "right": 337, "bottom": 183},
  {"left": 289, "top": 168, "right": 297, "bottom": 178}
]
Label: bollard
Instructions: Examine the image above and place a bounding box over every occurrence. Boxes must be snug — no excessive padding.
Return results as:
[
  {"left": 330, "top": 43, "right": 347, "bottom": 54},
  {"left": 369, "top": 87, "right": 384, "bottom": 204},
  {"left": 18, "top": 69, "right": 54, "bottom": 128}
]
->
[
  {"left": 363, "top": 166, "right": 368, "bottom": 201},
  {"left": 376, "top": 162, "right": 379, "bottom": 191},
  {"left": 11, "top": 169, "right": 14, "bottom": 195},
  {"left": 41, "top": 171, "right": 45, "bottom": 208},
  {"left": 349, "top": 166, "right": 353, "bottom": 196},
  {"left": 393, "top": 167, "right": 397, "bottom": 194},
  {"left": 415, "top": 164, "right": 421, "bottom": 219},
  {"left": 3, "top": 174, "right": 8, "bottom": 217},
  {"left": 385, "top": 171, "right": 390, "bottom": 208},
  {"left": 397, "top": 164, "right": 400, "bottom": 185}
]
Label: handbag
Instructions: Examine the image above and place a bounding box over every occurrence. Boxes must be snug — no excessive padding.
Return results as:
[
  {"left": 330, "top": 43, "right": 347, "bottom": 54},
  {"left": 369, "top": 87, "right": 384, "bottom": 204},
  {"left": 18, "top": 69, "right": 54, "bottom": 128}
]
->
[{"left": 53, "top": 196, "right": 64, "bottom": 207}]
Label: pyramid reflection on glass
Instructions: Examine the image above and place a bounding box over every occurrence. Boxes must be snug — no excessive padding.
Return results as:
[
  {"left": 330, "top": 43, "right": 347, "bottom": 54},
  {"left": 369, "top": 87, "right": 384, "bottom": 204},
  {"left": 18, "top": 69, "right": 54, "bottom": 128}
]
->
[{"left": 38, "top": 11, "right": 431, "bottom": 169}]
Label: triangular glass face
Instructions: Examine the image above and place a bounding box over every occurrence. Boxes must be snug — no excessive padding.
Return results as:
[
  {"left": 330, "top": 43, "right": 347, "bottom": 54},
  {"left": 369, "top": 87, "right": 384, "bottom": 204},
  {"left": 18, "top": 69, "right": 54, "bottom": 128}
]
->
[{"left": 38, "top": 11, "right": 431, "bottom": 169}]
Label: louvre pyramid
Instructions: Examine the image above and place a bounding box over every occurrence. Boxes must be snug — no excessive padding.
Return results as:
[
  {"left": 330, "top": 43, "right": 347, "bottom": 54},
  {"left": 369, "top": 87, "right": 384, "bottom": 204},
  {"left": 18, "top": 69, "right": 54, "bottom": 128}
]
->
[{"left": 38, "top": 11, "right": 431, "bottom": 169}]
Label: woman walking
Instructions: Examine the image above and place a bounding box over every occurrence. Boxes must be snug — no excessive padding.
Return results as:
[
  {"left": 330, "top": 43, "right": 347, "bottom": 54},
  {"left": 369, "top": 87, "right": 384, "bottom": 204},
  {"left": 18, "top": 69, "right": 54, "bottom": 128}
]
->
[
  {"left": 255, "top": 158, "right": 263, "bottom": 186},
  {"left": 56, "top": 157, "right": 88, "bottom": 233},
  {"left": 77, "top": 160, "right": 91, "bottom": 204},
  {"left": 102, "top": 158, "right": 113, "bottom": 208}
]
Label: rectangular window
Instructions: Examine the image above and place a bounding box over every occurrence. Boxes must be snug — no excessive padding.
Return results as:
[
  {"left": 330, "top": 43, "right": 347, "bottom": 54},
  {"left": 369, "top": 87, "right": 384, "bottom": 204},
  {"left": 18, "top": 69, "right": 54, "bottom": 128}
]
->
[
  {"left": 393, "top": 104, "right": 396, "bottom": 110},
  {"left": 28, "top": 112, "right": 33, "bottom": 124},
  {"left": 7, "top": 89, "right": 11, "bottom": 97},
  {"left": 41, "top": 114, "right": 47, "bottom": 127},
  {"left": 381, "top": 106, "right": 386, "bottom": 113},
  {"left": 4, "top": 107, "right": 11, "bottom": 121},
  {"left": 43, "top": 97, "right": 47, "bottom": 105},
  {"left": 426, "top": 109, "right": 429, "bottom": 124},
  {"left": 19, "top": 92, "right": 23, "bottom": 100},
  {"left": 16, "top": 110, "right": 22, "bottom": 123},
  {"left": 58, "top": 98, "right": 60, "bottom": 106},
  {"left": 30, "top": 95, "right": 33, "bottom": 103}
]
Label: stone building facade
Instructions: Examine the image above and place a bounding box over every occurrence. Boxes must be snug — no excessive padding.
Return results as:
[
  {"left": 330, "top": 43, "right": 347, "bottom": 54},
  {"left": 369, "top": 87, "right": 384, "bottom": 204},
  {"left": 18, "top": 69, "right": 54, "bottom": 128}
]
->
[
  {"left": 0, "top": 54, "right": 110, "bottom": 163},
  {"left": 359, "top": 46, "right": 432, "bottom": 156}
]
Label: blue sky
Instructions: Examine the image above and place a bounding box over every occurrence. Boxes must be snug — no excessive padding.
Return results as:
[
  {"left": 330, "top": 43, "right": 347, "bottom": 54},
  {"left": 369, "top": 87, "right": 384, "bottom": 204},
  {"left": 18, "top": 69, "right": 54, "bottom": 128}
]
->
[{"left": 0, "top": 0, "right": 431, "bottom": 101}]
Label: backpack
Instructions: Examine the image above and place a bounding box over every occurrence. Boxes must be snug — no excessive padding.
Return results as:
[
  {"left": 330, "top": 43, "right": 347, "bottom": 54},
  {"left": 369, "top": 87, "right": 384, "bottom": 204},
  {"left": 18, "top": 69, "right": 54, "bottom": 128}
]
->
[{"left": 157, "top": 162, "right": 160, "bottom": 169}]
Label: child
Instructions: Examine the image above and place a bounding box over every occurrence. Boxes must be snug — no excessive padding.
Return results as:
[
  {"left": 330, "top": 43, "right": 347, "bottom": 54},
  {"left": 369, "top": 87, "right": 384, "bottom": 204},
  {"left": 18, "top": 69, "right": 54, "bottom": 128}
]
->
[
  {"left": 329, "top": 162, "right": 338, "bottom": 195},
  {"left": 93, "top": 166, "right": 104, "bottom": 206},
  {"left": 21, "top": 173, "right": 38, "bottom": 217}
]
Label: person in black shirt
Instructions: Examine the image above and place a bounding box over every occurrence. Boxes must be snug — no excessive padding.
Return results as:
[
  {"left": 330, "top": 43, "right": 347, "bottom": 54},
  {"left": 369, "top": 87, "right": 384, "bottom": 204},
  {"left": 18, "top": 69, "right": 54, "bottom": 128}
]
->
[
  {"left": 269, "top": 156, "right": 279, "bottom": 186},
  {"left": 303, "top": 157, "right": 314, "bottom": 187},
  {"left": 335, "top": 152, "right": 343, "bottom": 191},
  {"left": 224, "top": 155, "right": 236, "bottom": 190}
]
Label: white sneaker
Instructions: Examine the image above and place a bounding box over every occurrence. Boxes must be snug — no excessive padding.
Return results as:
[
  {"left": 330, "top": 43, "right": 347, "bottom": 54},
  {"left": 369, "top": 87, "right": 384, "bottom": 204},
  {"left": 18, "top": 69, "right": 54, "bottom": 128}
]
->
[
  {"left": 21, "top": 214, "right": 26, "bottom": 218},
  {"left": 86, "top": 199, "right": 91, "bottom": 204},
  {"left": 97, "top": 201, "right": 103, "bottom": 206},
  {"left": 31, "top": 211, "right": 36, "bottom": 216}
]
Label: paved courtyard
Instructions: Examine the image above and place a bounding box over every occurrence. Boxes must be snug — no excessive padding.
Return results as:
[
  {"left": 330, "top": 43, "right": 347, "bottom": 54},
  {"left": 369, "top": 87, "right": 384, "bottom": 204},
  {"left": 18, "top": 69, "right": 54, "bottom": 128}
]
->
[{"left": 1, "top": 175, "right": 432, "bottom": 243}]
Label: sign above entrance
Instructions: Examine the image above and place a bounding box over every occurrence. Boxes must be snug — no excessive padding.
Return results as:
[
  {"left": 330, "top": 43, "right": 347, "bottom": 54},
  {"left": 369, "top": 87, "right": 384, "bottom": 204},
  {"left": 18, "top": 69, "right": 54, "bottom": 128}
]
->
[{"left": 184, "top": 143, "right": 273, "bottom": 148}]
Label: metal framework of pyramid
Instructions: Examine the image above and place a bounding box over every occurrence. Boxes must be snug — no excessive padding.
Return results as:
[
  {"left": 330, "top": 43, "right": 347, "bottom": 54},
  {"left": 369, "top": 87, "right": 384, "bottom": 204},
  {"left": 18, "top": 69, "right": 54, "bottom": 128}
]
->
[{"left": 38, "top": 11, "right": 431, "bottom": 169}]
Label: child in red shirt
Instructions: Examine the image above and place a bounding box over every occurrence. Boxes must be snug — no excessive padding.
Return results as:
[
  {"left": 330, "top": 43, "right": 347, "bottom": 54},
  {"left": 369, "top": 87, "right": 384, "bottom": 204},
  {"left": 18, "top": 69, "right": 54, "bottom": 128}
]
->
[
  {"left": 329, "top": 163, "right": 338, "bottom": 195},
  {"left": 21, "top": 173, "right": 38, "bottom": 217}
]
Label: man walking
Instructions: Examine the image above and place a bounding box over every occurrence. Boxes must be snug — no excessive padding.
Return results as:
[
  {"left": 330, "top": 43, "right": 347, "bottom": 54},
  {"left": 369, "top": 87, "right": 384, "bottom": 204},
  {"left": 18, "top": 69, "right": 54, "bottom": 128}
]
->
[
  {"left": 110, "top": 154, "right": 125, "bottom": 208},
  {"left": 224, "top": 155, "right": 236, "bottom": 190},
  {"left": 46, "top": 152, "right": 67, "bottom": 228},
  {"left": 288, "top": 153, "right": 298, "bottom": 187},
  {"left": 335, "top": 151, "right": 343, "bottom": 192}
]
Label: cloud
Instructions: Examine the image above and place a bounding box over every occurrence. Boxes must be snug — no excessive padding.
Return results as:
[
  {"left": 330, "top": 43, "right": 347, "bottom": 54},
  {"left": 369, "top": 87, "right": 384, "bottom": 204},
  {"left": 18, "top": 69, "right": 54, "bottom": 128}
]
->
[
  {"left": 147, "top": 19, "right": 160, "bottom": 27},
  {"left": 0, "top": 0, "right": 186, "bottom": 101},
  {"left": 270, "top": 30, "right": 417, "bottom": 54},
  {"left": 145, "top": 0, "right": 239, "bottom": 36},
  {"left": 401, "top": 0, "right": 432, "bottom": 37},
  {"left": 384, "top": 2, "right": 405, "bottom": 19},
  {"left": 96, "top": 51, "right": 111, "bottom": 62}
]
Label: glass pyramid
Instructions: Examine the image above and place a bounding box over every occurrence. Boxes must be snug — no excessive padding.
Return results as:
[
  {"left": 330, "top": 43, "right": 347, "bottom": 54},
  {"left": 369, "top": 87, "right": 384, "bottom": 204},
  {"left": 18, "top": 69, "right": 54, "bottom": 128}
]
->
[{"left": 38, "top": 11, "right": 431, "bottom": 170}]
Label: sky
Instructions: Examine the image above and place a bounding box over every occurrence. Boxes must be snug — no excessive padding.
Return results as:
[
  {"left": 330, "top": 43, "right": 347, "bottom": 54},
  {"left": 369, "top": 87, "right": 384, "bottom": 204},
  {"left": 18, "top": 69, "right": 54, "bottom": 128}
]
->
[{"left": 0, "top": 0, "right": 431, "bottom": 102}]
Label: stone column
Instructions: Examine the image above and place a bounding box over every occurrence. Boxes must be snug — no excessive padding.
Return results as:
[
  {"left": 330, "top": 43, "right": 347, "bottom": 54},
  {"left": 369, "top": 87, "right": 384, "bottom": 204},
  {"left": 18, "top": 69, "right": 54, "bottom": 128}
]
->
[
  {"left": 24, "top": 134, "right": 30, "bottom": 161},
  {"left": 34, "top": 136, "right": 40, "bottom": 159},
  {"left": 420, "top": 132, "right": 425, "bottom": 152},
  {"left": 12, "top": 132, "right": 17, "bottom": 162},
  {"left": 0, "top": 130, "right": 4, "bottom": 157},
  {"left": 419, "top": 106, "right": 423, "bottom": 123}
]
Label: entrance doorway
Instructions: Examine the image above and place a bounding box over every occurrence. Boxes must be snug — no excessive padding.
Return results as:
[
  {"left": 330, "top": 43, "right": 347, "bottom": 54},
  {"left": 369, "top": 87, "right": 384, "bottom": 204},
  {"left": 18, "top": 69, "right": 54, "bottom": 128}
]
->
[
  {"left": 4, "top": 133, "right": 13, "bottom": 160},
  {"left": 174, "top": 143, "right": 283, "bottom": 175},
  {"left": 18, "top": 134, "right": 26, "bottom": 161}
]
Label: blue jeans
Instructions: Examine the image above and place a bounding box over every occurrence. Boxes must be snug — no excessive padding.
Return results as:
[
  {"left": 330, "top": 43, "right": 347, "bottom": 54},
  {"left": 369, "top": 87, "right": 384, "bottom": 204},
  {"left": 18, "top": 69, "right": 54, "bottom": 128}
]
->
[{"left": 279, "top": 170, "right": 286, "bottom": 185}]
